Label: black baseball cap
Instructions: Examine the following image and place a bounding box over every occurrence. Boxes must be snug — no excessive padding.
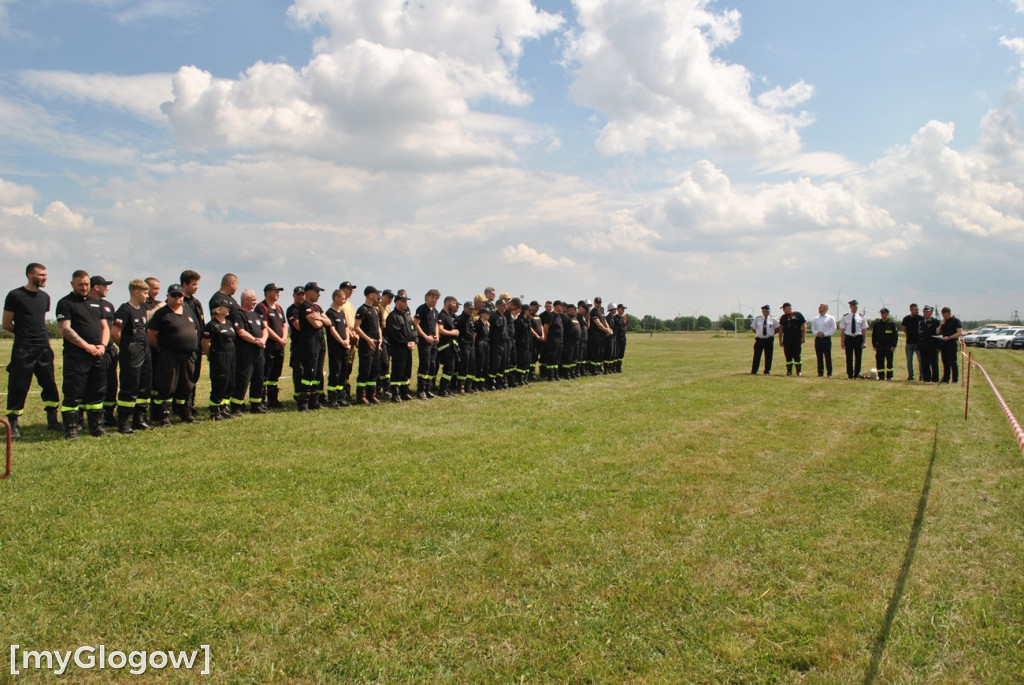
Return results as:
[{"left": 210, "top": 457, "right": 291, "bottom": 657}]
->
[
  {"left": 167, "top": 284, "right": 184, "bottom": 296},
  {"left": 339, "top": 281, "right": 356, "bottom": 289},
  {"left": 781, "top": 302, "right": 792, "bottom": 308},
  {"left": 381, "top": 289, "right": 394, "bottom": 298},
  {"left": 304, "top": 282, "right": 325, "bottom": 292},
  {"left": 90, "top": 275, "right": 113, "bottom": 286},
  {"left": 263, "top": 283, "right": 284, "bottom": 292},
  {"left": 292, "top": 286, "right": 305, "bottom": 295},
  {"left": 364, "top": 285, "right": 380, "bottom": 296}
]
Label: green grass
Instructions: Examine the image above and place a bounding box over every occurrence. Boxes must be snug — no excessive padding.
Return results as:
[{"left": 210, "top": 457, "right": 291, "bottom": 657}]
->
[{"left": 1, "top": 335, "right": 1023, "bottom": 682}]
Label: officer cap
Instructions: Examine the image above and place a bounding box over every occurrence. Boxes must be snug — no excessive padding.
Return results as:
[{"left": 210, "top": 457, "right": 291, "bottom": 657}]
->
[
  {"left": 167, "top": 284, "right": 184, "bottom": 296},
  {"left": 263, "top": 283, "right": 284, "bottom": 292},
  {"left": 781, "top": 302, "right": 792, "bottom": 308},
  {"left": 479, "top": 307, "right": 491, "bottom": 316},
  {"left": 90, "top": 275, "right": 113, "bottom": 286},
  {"left": 761, "top": 304, "right": 770, "bottom": 311},
  {"left": 923, "top": 305, "right": 934, "bottom": 312},
  {"left": 364, "top": 285, "right": 380, "bottom": 296},
  {"left": 292, "top": 286, "right": 305, "bottom": 295},
  {"left": 381, "top": 289, "right": 394, "bottom": 298},
  {"left": 304, "top": 282, "right": 325, "bottom": 292},
  {"left": 339, "top": 281, "right": 356, "bottom": 290},
  {"left": 848, "top": 299, "right": 859, "bottom": 306}
]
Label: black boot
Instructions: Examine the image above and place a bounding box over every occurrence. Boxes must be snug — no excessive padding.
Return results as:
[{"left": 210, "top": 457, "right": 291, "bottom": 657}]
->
[
  {"left": 155, "top": 403, "right": 172, "bottom": 428},
  {"left": 391, "top": 387, "right": 402, "bottom": 403},
  {"left": 308, "top": 391, "right": 322, "bottom": 410},
  {"left": 417, "top": 381, "right": 428, "bottom": 400},
  {"left": 296, "top": 393, "right": 308, "bottom": 412},
  {"left": 6, "top": 414, "right": 20, "bottom": 439},
  {"left": 117, "top": 407, "right": 135, "bottom": 434},
  {"left": 62, "top": 410, "right": 80, "bottom": 440},
  {"left": 249, "top": 402, "right": 267, "bottom": 415},
  {"left": 104, "top": 405, "right": 116, "bottom": 427},
  {"left": 326, "top": 390, "right": 339, "bottom": 408},
  {"left": 266, "top": 386, "right": 284, "bottom": 408},
  {"left": 400, "top": 385, "right": 412, "bottom": 401},
  {"left": 176, "top": 403, "right": 196, "bottom": 424},
  {"left": 87, "top": 409, "right": 106, "bottom": 437},
  {"left": 45, "top": 407, "right": 63, "bottom": 432},
  {"left": 210, "top": 405, "right": 223, "bottom": 421},
  {"left": 132, "top": 406, "right": 150, "bottom": 431},
  {"left": 219, "top": 403, "right": 235, "bottom": 420}
]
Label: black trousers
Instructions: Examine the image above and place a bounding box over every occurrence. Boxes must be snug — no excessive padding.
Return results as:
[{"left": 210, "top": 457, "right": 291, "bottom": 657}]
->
[
  {"left": 920, "top": 347, "right": 939, "bottom": 382},
  {"left": 561, "top": 338, "right": 578, "bottom": 369},
  {"left": 814, "top": 337, "right": 832, "bottom": 376},
  {"left": 751, "top": 337, "right": 773, "bottom": 373},
  {"left": 208, "top": 349, "right": 235, "bottom": 406},
  {"left": 103, "top": 346, "right": 119, "bottom": 410},
  {"left": 475, "top": 341, "right": 490, "bottom": 381},
  {"left": 488, "top": 339, "right": 505, "bottom": 380},
  {"left": 152, "top": 347, "right": 196, "bottom": 407},
  {"left": 298, "top": 343, "right": 326, "bottom": 393},
  {"left": 264, "top": 347, "right": 284, "bottom": 393},
  {"left": 844, "top": 336, "right": 864, "bottom": 378},
  {"left": 117, "top": 341, "right": 151, "bottom": 407},
  {"left": 418, "top": 342, "right": 438, "bottom": 385},
  {"left": 5, "top": 345, "right": 60, "bottom": 414},
  {"left": 543, "top": 338, "right": 562, "bottom": 373},
  {"left": 357, "top": 342, "right": 380, "bottom": 390},
  {"left": 438, "top": 342, "right": 457, "bottom": 382},
  {"left": 390, "top": 345, "right": 413, "bottom": 387},
  {"left": 940, "top": 342, "right": 959, "bottom": 383},
  {"left": 232, "top": 345, "right": 265, "bottom": 405},
  {"left": 874, "top": 347, "right": 895, "bottom": 380},
  {"left": 377, "top": 341, "right": 390, "bottom": 384},
  {"left": 61, "top": 346, "right": 108, "bottom": 412},
  {"left": 327, "top": 344, "right": 352, "bottom": 392},
  {"left": 458, "top": 342, "right": 475, "bottom": 381},
  {"left": 782, "top": 338, "right": 802, "bottom": 374}
]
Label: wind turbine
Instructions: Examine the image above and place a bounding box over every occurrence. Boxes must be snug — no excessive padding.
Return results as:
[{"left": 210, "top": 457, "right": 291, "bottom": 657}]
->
[{"left": 832, "top": 287, "right": 843, "bottom": 316}]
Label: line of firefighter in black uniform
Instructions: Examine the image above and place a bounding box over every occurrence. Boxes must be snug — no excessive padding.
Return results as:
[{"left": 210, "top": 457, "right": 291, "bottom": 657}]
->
[{"left": 3, "top": 265, "right": 629, "bottom": 440}]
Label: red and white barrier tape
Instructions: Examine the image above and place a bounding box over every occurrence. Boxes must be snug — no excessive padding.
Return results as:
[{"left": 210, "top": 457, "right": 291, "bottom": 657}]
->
[{"left": 962, "top": 345, "right": 1024, "bottom": 453}]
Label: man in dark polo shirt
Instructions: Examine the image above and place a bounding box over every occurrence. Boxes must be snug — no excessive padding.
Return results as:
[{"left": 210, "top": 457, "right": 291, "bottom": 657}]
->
[
  {"left": 901, "top": 303, "right": 923, "bottom": 381},
  {"left": 354, "top": 286, "right": 383, "bottom": 405},
  {"left": 256, "top": 283, "right": 288, "bottom": 408},
  {"left": 293, "top": 282, "right": 329, "bottom": 411},
  {"left": 3, "top": 262, "right": 62, "bottom": 437},
  {"left": 230, "top": 290, "right": 268, "bottom": 414},
  {"left": 55, "top": 270, "right": 109, "bottom": 439},
  {"left": 88, "top": 275, "right": 118, "bottom": 427},
  {"left": 179, "top": 270, "right": 205, "bottom": 419},
  {"left": 147, "top": 284, "right": 200, "bottom": 426}
]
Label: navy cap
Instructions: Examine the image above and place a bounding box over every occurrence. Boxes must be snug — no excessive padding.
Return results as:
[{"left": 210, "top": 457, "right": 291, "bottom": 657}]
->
[
  {"left": 761, "top": 304, "right": 770, "bottom": 311},
  {"left": 304, "top": 282, "right": 325, "bottom": 292},
  {"left": 364, "top": 285, "right": 380, "bottom": 296},
  {"left": 293, "top": 286, "right": 305, "bottom": 295},
  {"left": 849, "top": 299, "right": 859, "bottom": 306},
  {"left": 381, "top": 289, "right": 394, "bottom": 298},
  {"left": 90, "top": 275, "right": 113, "bottom": 286},
  {"left": 339, "top": 281, "right": 356, "bottom": 289},
  {"left": 167, "top": 284, "right": 184, "bottom": 296}
]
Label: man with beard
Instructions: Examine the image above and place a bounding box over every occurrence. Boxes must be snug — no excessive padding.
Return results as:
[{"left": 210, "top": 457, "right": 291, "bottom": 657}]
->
[{"left": 56, "top": 270, "right": 109, "bottom": 439}]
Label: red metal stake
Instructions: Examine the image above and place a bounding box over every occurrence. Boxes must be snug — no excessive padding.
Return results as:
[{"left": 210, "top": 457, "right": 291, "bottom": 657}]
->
[
  {"left": 964, "top": 352, "right": 972, "bottom": 421},
  {"left": 0, "top": 416, "right": 11, "bottom": 479}
]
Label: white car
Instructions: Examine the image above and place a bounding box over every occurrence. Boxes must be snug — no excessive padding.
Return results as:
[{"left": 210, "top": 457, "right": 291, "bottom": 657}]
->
[
  {"left": 963, "top": 325, "right": 1002, "bottom": 347},
  {"left": 984, "top": 327, "right": 1024, "bottom": 348}
]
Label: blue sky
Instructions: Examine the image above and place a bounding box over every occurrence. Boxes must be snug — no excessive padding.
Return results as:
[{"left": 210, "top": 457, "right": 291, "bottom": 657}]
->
[{"left": 2, "top": 0, "right": 1023, "bottom": 321}]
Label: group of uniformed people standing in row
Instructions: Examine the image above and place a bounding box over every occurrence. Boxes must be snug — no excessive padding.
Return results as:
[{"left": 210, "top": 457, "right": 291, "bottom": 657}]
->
[
  {"left": 3, "top": 264, "right": 630, "bottom": 440},
  {"left": 749, "top": 299, "right": 964, "bottom": 383}
]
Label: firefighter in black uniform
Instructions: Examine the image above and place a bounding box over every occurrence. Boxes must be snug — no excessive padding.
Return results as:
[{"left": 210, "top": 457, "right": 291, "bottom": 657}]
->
[
  {"left": 293, "top": 282, "right": 329, "bottom": 411},
  {"left": 231, "top": 290, "right": 268, "bottom": 414},
  {"left": 870, "top": 308, "right": 899, "bottom": 381},
  {"left": 530, "top": 301, "right": 545, "bottom": 379},
  {"left": 147, "top": 284, "right": 200, "bottom": 426},
  {"left": 376, "top": 289, "right": 394, "bottom": 399},
  {"left": 614, "top": 304, "right": 628, "bottom": 372},
  {"left": 325, "top": 288, "right": 353, "bottom": 407},
  {"left": 588, "top": 300, "right": 611, "bottom": 375},
  {"left": 437, "top": 295, "right": 460, "bottom": 396},
  {"left": 917, "top": 306, "right": 941, "bottom": 383},
  {"left": 354, "top": 286, "right": 384, "bottom": 405},
  {"left": 111, "top": 280, "right": 152, "bottom": 433},
  {"left": 179, "top": 270, "right": 205, "bottom": 423},
  {"left": 455, "top": 301, "right": 476, "bottom": 394},
  {"left": 474, "top": 308, "right": 491, "bottom": 389},
  {"left": 142, "top": 276, "right": 163, "bottom": 422},
  {"left": 562, "top": 302, "right": 581, "bottom": 379},
  {"left": 576, "top": 301, "right": 590, "bottom": 378},
  {"left": 778, "top": 302, "right": 807, "bottom": 377},
  {"left": 202, "top": 303, "right": 236, "bottom": 420},
  {"left": 542, "top": 301, "right": 564, "bottom": 380},
  {"left": 512, "top": 299, "right": 532, "bottom": 387},
  {"left": 488, "top": 299, "right": 508, "bottom": 389},
  {"left": 88, "top": 275, "right": 118, "bottom": 427},
  {"left": 286, "top": 286, "right": 305, "bottom": 405},
  {"left": 55, "top": 270, "right": 109, "bottom": 439},
  {"left": 385, "top": 293, "right": 417, "bottom": 402},
  {"left": 3, "top": 262, "right": 62, "bottom": 437},
  {"left": 414, "top": 290, "right": 440, "bottom": 399},
  {"left": 257, "top": 283, "right": 288, "bottom": 408}
]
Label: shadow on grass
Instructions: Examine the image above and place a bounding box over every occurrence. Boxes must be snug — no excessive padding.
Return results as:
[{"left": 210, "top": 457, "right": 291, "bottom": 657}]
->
[{"left": 863, "top": 424, "right": 939, "bottom": 685}]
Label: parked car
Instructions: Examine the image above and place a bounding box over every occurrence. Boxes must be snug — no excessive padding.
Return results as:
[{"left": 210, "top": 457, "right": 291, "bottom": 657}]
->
[
  {"left": 1011, "top": 330, "right": 1024, "bottom": 350},
  {"left": 985, "top": 327, "right": 1024, "bottom": 348},
  {"left": 963, "top": 325, "right": 1003, "bottom": 347}
]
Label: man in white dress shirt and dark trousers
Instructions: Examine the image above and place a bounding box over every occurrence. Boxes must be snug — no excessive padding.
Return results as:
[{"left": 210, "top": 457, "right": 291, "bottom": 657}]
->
[
  {"left": 750, "top": 305, "right": 779, "bottom": 375},
  {"left": 811, "top": 303, "right": 836, "bottom": 377},
  {"left": 840, "top": 299, "right": 868, "bottom": 379}
]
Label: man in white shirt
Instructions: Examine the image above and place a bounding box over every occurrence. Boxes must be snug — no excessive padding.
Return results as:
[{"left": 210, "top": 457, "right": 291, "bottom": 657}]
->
[
  {"left": 750, "top": 305, "right": 779, "bottom": 375},
  {"left": 811, "top": 303, "right": 837, "bottom": 377},
  {"left": 839, "top": 299, "right": 868, "bottom": 379}
]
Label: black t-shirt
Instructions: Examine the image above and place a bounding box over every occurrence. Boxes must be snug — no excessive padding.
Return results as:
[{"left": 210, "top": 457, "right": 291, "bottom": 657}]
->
[
  {"left": 295, "top": 302, "right": 326, "bottom": 353},
  {"left": 257, "top": 301, "right": 286, "bottom": 348},
  {"left": 233, "top": 309, "right": 265, "bottom": 348},
  {"left": 938, "top": 316, "right": 963, "bottom": 338},
  {"left": 204, "top": 319, "right": 236, "bottom": 354},
  {"left": 182, "top": 296, "right": 205, "bottom": 337},
  {"left": 415, "top": 303, "right": 437, "bottom": 337},
  {"left": 3, "top": 287, "right": 51, "bottom": 347},
  {"left": 113, "top": 303, "right": 148, "bottom": 346},
  {"left": 546, "top": 311, "right": 564, "bottom": 342},
  {"left": 565, "top": 315, "right": 581, "bottom": 343},
  {"left": 325, "top": 307, "right": 349, "bottom": 350},
  {"left": 356, "top": 304, "right": 380, "bottom": 346},
  {"left": 780, "top": 312, "right": 806, "bottom": 338},
  {"left": 209, "top": 292, "right": 240, "bottom": 320},
  {"left": 55, "top": 292, "right": 104, "bottom": 346},
  {"left": 455, "top": 312, "right": 475, "bottom": 344},
  {"left": 147, "top": 305, "right": 199, "bottom": 352},
  {"left": 438, "top": 310, "right": 457, "bottom": 344},
  {"left": 578, "top": 313, "right": 589, "bottom": 342},
  {"left": 902, "top": 314, "right": 923, "bottom": 344}
]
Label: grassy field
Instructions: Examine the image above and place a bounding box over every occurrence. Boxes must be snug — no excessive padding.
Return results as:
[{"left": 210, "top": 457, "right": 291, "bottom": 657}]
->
[{"left": 1, "top": 334, "right": 1023, "bottom": 683}]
